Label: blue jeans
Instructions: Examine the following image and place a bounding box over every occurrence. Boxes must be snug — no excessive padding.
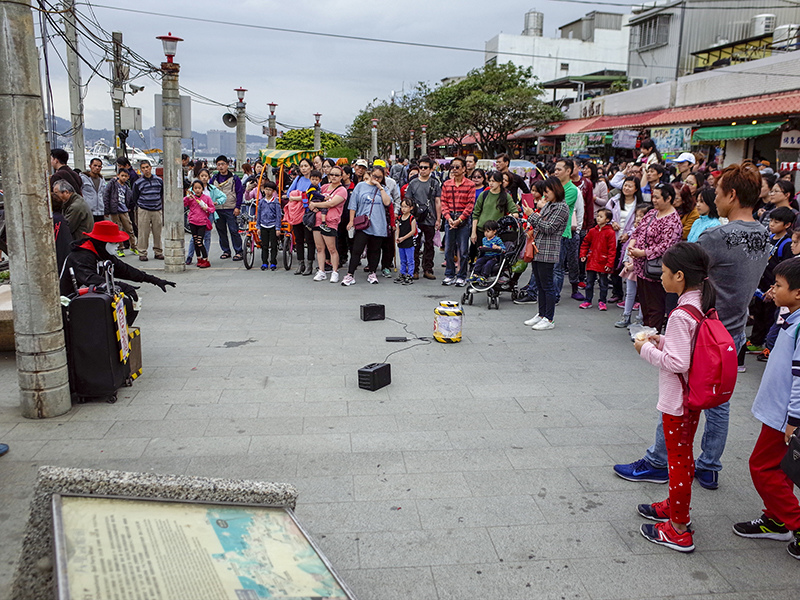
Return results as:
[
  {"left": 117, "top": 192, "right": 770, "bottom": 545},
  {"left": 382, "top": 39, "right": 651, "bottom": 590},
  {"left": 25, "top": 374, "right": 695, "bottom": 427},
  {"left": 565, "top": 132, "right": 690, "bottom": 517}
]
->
[
  {"left": 584, "top": 270, "right": 609, "bottom": 303},
  {"left": 520, "top": 268, "right": 539, "bottom": 299},
  {"left": 186, "top": 229, "right": 211, "bottom": 260},
  {"left": 399, "top": 246, "right": 415, "bottom": 276},
  {"left": 533, "top": 261, "right": 557, "bottom": 321},
  {"left": 644, "top": 330, "right": 747, "bottom": 472},
  {"left": 444, "top": 221, "right": 471, "bottom": 279},
  {"left": 554, "top": 235, "right": 580, "bottom": 299},
  {"left": 215, "top": 208, "right": 243, "bottom": 255}
]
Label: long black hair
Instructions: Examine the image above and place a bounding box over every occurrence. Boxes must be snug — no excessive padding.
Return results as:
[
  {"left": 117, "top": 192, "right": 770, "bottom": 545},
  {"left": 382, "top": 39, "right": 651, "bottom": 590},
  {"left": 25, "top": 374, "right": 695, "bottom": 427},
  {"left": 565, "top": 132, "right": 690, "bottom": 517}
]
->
[
  {"left": 487, "top": 170, "right": 511, "bottom": 213},
  {"left": 698, "top": 187, "right": 718, "bottom": 219},
  {"left": 543, "top": 176, "right": 565, "bottom": 203},
  {"left": 661, "top": 242, "right": 717, "bottom": 313}
]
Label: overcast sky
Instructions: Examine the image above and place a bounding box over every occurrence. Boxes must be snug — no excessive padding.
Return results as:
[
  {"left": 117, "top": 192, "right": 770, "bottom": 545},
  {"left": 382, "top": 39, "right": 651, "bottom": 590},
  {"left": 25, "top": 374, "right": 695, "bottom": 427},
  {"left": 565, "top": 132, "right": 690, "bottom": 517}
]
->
[{"left": 43, "top": 0, "right": 626, "bottom": 141}]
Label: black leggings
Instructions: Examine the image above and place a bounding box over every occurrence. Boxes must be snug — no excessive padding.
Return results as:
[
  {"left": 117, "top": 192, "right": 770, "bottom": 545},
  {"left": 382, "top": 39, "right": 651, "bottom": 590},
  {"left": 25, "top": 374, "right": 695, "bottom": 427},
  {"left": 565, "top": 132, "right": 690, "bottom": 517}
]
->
[
  {"left": 293, "top": 223, "right": 316, "bottom": 262},
  {"left": 260, "top": 227, "right": 278, "bottom": 265},
  {"left": 189, "top": 223, "right": 207, "bottom": 259},
  {"left": 348, "top": 230, "right": 383, "bottom": 275}
]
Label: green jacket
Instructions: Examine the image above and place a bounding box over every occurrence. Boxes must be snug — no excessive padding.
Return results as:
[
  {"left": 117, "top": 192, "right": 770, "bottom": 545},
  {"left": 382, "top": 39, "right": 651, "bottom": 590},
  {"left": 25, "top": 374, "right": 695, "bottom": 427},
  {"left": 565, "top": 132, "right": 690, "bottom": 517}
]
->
[
  {"left": 62, "top": 193, "right": 94, "bottom": 239},
  {"left": 473, "top": 190, "right": 518, "bottom": 230}
]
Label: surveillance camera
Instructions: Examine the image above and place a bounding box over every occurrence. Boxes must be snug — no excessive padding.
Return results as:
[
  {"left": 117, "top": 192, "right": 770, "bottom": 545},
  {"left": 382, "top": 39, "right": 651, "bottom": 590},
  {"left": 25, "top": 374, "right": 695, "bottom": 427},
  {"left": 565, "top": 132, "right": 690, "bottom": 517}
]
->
[{"left": 129, "top": 84, "right": 145, "bottom": 94}]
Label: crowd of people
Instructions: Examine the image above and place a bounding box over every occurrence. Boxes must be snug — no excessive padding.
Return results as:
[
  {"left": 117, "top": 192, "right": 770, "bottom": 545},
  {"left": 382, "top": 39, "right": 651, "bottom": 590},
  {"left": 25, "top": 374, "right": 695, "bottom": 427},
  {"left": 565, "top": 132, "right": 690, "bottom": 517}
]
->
[{"left": 21, "top": 144, "right": 800, "bottom": 560}]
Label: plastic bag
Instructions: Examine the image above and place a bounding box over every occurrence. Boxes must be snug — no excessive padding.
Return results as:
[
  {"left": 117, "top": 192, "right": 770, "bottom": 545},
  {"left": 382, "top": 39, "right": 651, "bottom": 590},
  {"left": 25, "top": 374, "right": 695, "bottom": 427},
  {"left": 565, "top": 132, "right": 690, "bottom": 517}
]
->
[
  {"left": 628, "top": 324, "right": 658, "bottom": 343},
  {"left": 511, "top": 259, "right": 528, "bottom": 274}
]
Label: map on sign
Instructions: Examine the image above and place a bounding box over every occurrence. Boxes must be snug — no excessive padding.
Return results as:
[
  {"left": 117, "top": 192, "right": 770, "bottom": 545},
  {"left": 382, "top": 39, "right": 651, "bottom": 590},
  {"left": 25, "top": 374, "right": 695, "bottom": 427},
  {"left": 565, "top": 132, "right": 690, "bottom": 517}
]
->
[{"left": 53, "top": 495, "right": 353, "bottom": 600}]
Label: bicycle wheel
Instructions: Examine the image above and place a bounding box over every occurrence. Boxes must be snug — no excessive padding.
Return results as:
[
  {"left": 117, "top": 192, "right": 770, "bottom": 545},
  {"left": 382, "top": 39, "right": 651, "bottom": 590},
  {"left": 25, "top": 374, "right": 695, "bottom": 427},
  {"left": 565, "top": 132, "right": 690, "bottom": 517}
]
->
[
  {"left": 282, "top": 236, "right": 293, "bottom": 270},
  {"left": 243, "top": 235, "right": 255, "bottom": 270}
]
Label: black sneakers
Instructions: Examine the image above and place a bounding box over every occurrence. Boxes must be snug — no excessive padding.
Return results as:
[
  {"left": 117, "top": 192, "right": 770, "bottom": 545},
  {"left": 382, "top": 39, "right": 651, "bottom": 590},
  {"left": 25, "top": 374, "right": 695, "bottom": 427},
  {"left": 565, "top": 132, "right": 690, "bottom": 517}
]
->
[
  {"left": 732, "top": 515, "right": 794, "bottom": 541},
  {"left": 789, "top": 531, "right": 800, "bottom": 560}
]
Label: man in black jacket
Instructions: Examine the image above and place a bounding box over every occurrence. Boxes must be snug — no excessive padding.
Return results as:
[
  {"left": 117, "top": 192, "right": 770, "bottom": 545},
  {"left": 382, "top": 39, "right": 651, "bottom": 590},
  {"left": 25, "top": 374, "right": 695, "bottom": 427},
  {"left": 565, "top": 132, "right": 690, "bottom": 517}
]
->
[
  {"left": 60, "top": 221, "right": 175, "bottom": 323},
  {"left": 49, "top": 148, "right": 83, "bottom": 194}
]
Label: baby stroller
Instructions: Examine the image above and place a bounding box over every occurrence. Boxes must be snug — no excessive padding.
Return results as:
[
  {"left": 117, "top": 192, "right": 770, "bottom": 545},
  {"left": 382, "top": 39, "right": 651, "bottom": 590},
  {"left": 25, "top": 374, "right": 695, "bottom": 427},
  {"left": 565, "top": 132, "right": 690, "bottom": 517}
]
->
[{"left": 461, "top": 215, "right": 526, "bottom": 310}]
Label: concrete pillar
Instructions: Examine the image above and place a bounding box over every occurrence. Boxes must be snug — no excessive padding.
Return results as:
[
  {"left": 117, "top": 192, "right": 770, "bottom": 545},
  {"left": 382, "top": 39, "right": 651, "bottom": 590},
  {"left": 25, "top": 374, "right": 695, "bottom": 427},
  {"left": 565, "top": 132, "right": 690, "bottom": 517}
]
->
[
  {"left": 160, "top": 61, "right": 185, "bottom": 273},
  {"left": 371, "top": 119, "right": 378, "bottom": 160},
  {"left": 421, "top": 125, "right": 428, "bottom": 157}
]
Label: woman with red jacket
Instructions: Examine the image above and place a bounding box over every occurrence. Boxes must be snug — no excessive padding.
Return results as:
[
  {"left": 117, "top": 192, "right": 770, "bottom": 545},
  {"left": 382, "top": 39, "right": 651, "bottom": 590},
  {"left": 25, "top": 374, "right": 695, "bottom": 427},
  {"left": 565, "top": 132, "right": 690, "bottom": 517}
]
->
[{"left": 579, "top": 208, "right": 617, "bottom": 311}]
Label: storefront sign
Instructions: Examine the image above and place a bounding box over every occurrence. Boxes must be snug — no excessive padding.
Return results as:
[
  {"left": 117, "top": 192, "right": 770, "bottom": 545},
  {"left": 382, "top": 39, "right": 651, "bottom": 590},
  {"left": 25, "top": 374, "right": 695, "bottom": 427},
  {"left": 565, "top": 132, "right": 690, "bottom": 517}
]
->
[
  {"left": 587, "top": 132, "right": 607, "bottom": 145},
  {"left": 580, "top": 98, "right": 604, "bottom": 119},
  {"left": 781, "top": 130, "right": 800, "bottom": 149},
  {"left": 537, "top": 137, "right": 556, "bottom": 154},
  {"left": 612, "top": 129, "right": 638, "bottom": 149},
  {"left": 53, "top": 495, "right": 355, "bottom": 600},
  {"left": 563, "top": 133, "right": 588, "bottom": 155},
  {"left": 651, "top": 127, "right": 692, "bottom": 153}
]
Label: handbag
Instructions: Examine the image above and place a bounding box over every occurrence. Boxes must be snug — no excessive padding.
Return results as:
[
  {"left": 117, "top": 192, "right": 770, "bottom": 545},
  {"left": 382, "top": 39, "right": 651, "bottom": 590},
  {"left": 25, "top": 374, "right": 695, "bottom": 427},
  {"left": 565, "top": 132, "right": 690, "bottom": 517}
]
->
[
  {"left": 302, "top": 210, "right": 317, "bottom": 231},
  {"left": 642, "top": 211, "right": 663, "bottom": 279},
  {"left": 781, "top": 431, "right": 800, "bottom": 487},
  {"left": 353, "top": 189, "right": 379, "bottom": 231},
  {"left": 522, "top": 236, "right": 537, "bottom": 263}
]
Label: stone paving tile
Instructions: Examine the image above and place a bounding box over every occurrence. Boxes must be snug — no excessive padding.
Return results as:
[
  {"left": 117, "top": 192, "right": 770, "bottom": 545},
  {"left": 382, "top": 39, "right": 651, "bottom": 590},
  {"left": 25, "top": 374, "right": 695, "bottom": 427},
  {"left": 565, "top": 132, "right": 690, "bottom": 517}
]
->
[
  {"left": 68, "top": 404, "right": 171, "bottom": 422},
  {"left": 489, "top": 521, "right": 630, "bottom": 561},
  {"left": 295, "top": 500, "right": 422, "bottom": 533},
  {"left": 165, "top": 403, "right": 261, "bottom": 420},
  {"left": 338, "top": 567, "right": 438, "bottom": 600},
  {"left": 132, "top": 389, "right": 223, "bottom": 404},
  {"left": 394, "top": 412, "right": 491, "bottom": 431},
  {"left": 347, "top": 398, "right": 436, "bottom": 416},
  {"left": 403, "top": 449, "right": 513, "bottom": 473},
  {"left": 505, "top": 445, "right": 614, "bottom": 469},
  {"left": 302, "top": 415, "right": 398, "bottom": 434},
  {"left": 417, "top": 495, "right": 546, "bottom": 529},
  {"left": 143, "top": 436, "right": 251, "bottom": 457},
  {"left": 353, "top": 472, "right": 471, "bottom": 501},
  {"left": 296, "top": 451, "right": 406, "bottom": 477},
  {"left": 446, "top": 427, "right": 550, "bottom": 450},
  {"left": 33, "top": 438, "right": 149, "bottom": 461},
  {"left": 464, "top": 468, "right": 585, "bottom": 498},
  {"left": 249, "top": 433, "right": 352, "bottom": 454},
  {"left": 357, "top": 528, "right": 497, "bottom": 568},
  {"left": 204, "top": 416, "right": 304, "bottom": 437},
  {"left": 185, "top": 454, "right": 298, "bottom": 480},
  {"left": 105, "top": 419, "right": 209, "bottom": 439},
  {"left": 351, "top": 430, "right": 452, "bottom": 453},
  {"left": 4, "top": 420, "right": 113, "bottom": 440}
]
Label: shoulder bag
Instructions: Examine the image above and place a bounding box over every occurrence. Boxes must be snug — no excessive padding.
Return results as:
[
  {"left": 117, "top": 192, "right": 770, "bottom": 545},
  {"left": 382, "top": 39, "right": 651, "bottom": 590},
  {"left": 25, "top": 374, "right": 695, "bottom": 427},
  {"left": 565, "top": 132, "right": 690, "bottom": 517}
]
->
[
  {"left": 642, "top": 211, "right": 663, "bottom": 279},
  {"left": 353, "top": 189, "right": 379, "bottom": 231}
]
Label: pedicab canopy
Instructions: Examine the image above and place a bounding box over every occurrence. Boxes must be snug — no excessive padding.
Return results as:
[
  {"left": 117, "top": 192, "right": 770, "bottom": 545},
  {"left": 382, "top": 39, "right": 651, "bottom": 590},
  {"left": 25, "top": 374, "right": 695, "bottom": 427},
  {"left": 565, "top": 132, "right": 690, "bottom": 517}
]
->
[{"left": 258, "top": 149, "right": 316, "bottom": 167}]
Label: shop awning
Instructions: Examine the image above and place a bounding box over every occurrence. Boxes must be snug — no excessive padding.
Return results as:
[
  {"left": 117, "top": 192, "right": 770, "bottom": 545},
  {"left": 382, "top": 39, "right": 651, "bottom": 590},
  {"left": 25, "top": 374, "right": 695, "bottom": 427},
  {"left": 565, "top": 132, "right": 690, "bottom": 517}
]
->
[
  {"left": 545, "top": 118, "right": 601, "bottom": 136},
  {"left": 692, "top": 121, "right": 785, "bottom": 142}
]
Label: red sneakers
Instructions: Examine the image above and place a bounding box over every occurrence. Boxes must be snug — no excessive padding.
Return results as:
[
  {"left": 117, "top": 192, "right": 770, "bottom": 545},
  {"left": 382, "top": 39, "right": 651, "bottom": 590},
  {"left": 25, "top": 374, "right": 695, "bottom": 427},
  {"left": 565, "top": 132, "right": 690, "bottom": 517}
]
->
[
  {"left": 640, "top": 521, "right": 695, "bottom": 553},
  {"left": 197, "top": 258, "right": 210, "bottom": 268}
]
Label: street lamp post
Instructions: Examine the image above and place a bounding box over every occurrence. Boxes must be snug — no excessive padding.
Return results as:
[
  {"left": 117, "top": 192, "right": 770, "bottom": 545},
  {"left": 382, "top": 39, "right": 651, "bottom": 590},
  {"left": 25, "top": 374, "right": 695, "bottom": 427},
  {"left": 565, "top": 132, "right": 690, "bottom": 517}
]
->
[
  {"left": 370, "top": 118, "right": 378, "bottom": 160},
  {"left": 234, "top": 87, "right": 247, "bottom": 168},
  {"left": 421, "top": 124, "right": 428, "bottom": 157},
  {"left": 156, "top": 32, "right": 185, "bottom": 274},
  {"left": 313, "top": 112, "right": 322, "bottom": 152},
  {"left": 267, "top": 102, "right": 277, "bottom": 149},
  {"left": 409, "top": 129, "right": 415, "bottom": 161}
]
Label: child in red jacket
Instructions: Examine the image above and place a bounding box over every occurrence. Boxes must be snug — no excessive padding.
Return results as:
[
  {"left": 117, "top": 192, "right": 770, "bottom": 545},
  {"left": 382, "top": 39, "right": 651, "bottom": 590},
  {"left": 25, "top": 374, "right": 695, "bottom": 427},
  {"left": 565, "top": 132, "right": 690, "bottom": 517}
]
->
[{"left": 579, "top": 208, "right": 617, "bottom": 311}]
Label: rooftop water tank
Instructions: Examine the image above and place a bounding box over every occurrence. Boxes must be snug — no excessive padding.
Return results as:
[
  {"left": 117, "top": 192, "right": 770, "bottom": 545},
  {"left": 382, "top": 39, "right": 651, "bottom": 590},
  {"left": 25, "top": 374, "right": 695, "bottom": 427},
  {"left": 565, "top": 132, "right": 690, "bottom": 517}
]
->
[{"left": 523, "top": 10, "right": 544, "bottom": 36}]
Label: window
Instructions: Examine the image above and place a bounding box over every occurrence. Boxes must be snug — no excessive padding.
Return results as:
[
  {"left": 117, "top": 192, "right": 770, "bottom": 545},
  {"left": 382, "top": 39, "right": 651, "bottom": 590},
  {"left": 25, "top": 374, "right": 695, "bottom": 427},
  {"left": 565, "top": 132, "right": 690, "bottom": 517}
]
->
[
  {"left": 560, "top": 62, "right": 569, "bottom": 72},
  {"left": 634, "top": 14, "right": 671, "bottom": 50}
]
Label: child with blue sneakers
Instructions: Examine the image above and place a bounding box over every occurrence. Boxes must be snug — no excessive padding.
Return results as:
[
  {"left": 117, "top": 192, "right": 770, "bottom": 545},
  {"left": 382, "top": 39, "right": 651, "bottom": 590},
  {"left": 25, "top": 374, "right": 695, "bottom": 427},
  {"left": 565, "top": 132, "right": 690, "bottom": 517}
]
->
[
  {"left": 257, "top": 180, "right": 282, "bottom": 271},
  {"left": 395, "top": 198, "right": 417, "bottom": 285},
  {"left": 733, "top": 258, "right": 800, "bottom": 559},
  {"left": 470, "top": 220, "right": 505, "bottom": 284}
]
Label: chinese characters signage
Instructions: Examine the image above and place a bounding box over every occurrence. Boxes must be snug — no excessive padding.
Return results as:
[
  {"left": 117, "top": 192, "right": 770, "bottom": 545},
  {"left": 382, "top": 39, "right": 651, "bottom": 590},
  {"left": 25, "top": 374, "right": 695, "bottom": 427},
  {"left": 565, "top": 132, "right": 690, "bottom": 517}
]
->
[{"left": 781, "top": 130, "right": 800, "bottom": 149}]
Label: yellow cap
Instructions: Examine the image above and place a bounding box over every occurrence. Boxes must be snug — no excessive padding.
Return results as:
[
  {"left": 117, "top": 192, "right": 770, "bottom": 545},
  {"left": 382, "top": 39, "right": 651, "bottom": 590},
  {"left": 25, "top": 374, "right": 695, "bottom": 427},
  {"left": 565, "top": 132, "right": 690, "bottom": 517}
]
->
[{"left": 373, "top": 159, "right": 387, "bottom": 168}]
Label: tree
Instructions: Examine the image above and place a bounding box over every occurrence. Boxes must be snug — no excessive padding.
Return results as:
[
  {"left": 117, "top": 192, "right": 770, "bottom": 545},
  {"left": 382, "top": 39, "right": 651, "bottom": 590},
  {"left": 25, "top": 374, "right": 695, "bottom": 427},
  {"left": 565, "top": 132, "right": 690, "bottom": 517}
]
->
[
  {"left": 428, "top": 62, "right": 562, "bottom": 155},
  {"left": 275, "top": 128, "right": 342, "bottom": 152}
]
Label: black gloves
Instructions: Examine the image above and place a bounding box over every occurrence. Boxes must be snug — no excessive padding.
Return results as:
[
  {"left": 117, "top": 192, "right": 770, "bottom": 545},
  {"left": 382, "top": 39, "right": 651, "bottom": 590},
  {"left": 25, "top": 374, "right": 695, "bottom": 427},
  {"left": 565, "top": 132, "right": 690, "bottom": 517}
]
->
[{"left": 146, "top": 275, "right": 176, "bottom": 292}]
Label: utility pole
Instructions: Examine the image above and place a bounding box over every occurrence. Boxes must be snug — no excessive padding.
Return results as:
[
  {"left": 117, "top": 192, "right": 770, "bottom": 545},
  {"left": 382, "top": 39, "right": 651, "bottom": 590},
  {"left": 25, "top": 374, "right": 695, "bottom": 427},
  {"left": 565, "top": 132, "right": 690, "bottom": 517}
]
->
[
  {"left": 62, "top": 0, "right": 85, "bottom": 171},
  {"left": 313, "top": 113, "right": 321, "bottom": 152},
  {"left": 234, "top": 87, "right": 247, "bottom": 168},
  {"left": 0, "top": 0, "right": 71, "bottom": 418},
  {"left": 157, "top": 33, "right": 185, "bottom": 274},
  {"left": 370, "top": 118, "right": 378, "bottom": 160},
  {"left": 267, "top": 102, "right": 277, "bottom": 150},
  {"left": 111, "top": 31, "right": 126, "bottom": 158},
  {"left": 421, "top": 124, "right": 428, "bottom": 157},
  {"left": 409, "top": 129, "right": 415, "bottom": 162}
]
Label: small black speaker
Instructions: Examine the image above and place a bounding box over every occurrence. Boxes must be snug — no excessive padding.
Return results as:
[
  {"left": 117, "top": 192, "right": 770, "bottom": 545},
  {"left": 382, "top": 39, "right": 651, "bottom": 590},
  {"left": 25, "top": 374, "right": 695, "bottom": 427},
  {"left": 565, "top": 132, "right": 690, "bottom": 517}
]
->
[
  {"left": 360, "top": 303, "right": 385, "bottom": 321},
  {"left": 358, "top": 363, "right": 391, "bottom": 391}
]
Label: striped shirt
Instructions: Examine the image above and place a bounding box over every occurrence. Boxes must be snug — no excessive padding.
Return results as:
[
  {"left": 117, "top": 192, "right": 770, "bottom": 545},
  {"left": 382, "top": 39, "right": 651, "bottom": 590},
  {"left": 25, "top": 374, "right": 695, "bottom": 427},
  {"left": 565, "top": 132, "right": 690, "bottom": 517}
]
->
[
  {"left": 132, "top": 175, "right": 163, "bottom": 211},
  {"left": 441, "top": 176, "right": 476, "bottom": 222}
]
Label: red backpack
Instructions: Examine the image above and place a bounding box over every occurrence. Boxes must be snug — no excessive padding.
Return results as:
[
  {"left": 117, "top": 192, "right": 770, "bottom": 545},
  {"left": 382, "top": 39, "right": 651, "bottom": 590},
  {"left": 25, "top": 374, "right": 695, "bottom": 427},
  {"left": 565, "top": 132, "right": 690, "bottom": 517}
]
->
[{"left": 673, "top": 305, "right": 738, "bottom": 411}]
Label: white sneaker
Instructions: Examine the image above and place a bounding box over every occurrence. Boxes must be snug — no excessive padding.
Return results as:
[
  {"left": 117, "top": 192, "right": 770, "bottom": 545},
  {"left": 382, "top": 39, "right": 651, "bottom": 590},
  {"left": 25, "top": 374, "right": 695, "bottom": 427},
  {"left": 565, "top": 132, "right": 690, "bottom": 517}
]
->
[
  {"left": 367, "top": 272, "right": 379, "bottom": 284},
  {"left": 532, "top": 318, "right": 554, "bottom": 331},
  {"left": 330, "top": 271, "right": 339, "bottom": 283},
  {"left": 313, "top": 270, "right": 327, "bottom": 281},
  {"left": 341, "top": 274, "right": 356, "bottom": 286},
  {"left": 524, "top": 315, "right": 544, "bottom": 327},
  {"left": 455, "top": 278, "right": 466, "bottom": 287},
  {"left": 442, "top": 277, "right": 455, "bottom": 286}
]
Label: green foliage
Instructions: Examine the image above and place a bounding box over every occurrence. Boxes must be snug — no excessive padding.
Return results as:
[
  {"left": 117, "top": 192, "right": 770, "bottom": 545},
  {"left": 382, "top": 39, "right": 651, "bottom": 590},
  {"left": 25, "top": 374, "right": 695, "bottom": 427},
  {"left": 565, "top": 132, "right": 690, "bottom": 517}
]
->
[
  {"left": 609, "top": 80, "right": 630, "bottom": 93},
  {"left": 275, "top": 128, "right": 342, "bottom": 152},
  {"left": 326, "top": 146, "right": 359, "bottom": 163}
]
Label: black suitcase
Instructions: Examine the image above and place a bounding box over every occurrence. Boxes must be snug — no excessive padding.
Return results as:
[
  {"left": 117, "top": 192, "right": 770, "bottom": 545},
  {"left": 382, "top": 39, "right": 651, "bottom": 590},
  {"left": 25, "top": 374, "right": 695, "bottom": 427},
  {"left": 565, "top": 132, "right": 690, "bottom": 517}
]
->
[{"left": 63, "top": 262, "right": 129, "bottom": 402}]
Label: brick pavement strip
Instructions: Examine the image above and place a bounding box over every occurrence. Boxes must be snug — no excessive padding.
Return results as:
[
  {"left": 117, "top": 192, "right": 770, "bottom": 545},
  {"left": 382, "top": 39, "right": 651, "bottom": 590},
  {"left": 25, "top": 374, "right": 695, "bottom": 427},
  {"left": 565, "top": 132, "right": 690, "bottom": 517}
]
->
[{"left": 0, "top": 249, "right": 795, "bottom": 599}]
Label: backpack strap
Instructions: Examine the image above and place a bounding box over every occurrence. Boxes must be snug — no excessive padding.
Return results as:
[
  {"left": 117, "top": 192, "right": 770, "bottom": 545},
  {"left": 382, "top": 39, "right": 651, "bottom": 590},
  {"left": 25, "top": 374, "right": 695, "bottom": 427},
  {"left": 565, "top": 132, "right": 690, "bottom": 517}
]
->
[{"left": 671, "top": 304, "right": 707, "bottom": 419}]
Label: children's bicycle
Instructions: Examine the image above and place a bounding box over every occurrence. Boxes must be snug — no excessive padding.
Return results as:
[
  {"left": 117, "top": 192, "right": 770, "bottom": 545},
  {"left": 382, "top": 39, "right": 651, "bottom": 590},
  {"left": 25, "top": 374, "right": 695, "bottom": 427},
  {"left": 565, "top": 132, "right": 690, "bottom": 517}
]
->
[
  {"left": 239, "top": 201, "right": 259, "bottom": 270},
  {"left": 279, "top": 220, "right": 294, "bottom": 270}
]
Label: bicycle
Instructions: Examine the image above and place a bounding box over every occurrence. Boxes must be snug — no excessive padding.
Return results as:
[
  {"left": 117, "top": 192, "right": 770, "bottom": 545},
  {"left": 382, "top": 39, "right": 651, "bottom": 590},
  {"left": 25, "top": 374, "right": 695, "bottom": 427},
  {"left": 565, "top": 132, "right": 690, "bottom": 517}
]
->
[
  {"left": 279, "top": 220, "right": 294, "bottom": 271},
  {"left": 238, "top": 201, "right": 259, "bottom": 270}
]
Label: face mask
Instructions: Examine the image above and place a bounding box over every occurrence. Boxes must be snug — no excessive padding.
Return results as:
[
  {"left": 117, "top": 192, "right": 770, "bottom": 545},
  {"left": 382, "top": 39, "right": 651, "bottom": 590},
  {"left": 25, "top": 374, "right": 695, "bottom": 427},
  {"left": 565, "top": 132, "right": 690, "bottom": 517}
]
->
[{"left": 106, "top": 243, "right": 117, "bottom": 255}]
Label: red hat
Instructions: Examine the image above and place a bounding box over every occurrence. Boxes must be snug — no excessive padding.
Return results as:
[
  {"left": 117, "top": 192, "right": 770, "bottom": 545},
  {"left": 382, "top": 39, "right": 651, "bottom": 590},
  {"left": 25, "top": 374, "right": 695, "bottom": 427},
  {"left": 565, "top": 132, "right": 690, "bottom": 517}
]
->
[{"left": 85, "top": 220, "right": 129, "bottom": 243}]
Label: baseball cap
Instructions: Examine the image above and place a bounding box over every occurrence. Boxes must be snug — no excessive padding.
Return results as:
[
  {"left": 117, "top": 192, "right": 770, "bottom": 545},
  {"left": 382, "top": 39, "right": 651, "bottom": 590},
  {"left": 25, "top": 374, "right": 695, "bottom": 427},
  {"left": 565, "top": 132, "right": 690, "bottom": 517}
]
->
[
  {"left": 673, "top": 152, "right": 696, "bottom": 164},
  {"left": 373, "top": 159, "right": 387, "bottom": 168},
  {"left": 354, "top": 159, "right": 368, "bottom": 168}
]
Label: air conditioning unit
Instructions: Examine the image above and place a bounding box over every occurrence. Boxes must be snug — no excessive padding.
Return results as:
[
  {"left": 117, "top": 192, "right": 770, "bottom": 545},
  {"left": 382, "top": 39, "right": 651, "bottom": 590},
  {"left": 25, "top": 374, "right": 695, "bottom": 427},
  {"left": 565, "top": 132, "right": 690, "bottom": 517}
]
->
[
  {"left": 774, "top": 24, "right": 800, "bottom": 49},
  {"left": 752, "top": 14, "right": 777, "bottom": 37},
  {"left": 630, "top": 77, "right": 648, "bottom": 89}
]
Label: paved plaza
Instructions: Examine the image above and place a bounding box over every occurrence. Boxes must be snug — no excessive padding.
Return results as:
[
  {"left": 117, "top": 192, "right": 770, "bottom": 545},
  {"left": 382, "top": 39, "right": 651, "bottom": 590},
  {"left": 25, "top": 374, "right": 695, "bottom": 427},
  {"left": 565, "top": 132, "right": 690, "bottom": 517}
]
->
[{"left": 0, "top": 244, "right": 797, "bottom": 599}]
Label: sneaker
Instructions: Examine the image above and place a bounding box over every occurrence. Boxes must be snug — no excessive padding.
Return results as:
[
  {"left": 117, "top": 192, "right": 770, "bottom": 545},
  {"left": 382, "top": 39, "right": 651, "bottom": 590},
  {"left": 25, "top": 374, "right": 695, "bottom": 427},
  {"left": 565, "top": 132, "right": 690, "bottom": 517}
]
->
[
  {"left": 617, "top": 301, "right": 626, "bottom": 309},
  {"left": 455, "top": 278, "right": 466, "bottom": 287},
  {"left": 381, "top": 268, "right": 392, "bottom": 278},
  {"left": 640, "top": 521, "right": 695, "bottom": 553},
  {"left": 746, "top": 344, "right": 765, "bottom": 354},
  {"left": 270, "top": 264, "right": 277, "bottom": 271},
  {"left": 633, "top": 302, "right": 640, "bottom": 310},
  {"left": 442, "top": 277, "right": 455, "bottom": 286},
  {"left": 330, "top": 271, "right": 339, "bottom": 283},
  {"left": 577, "top": 281, "right": 587, "bottom": 289},
  {"left": 116, "top": 249, "right": 125, "bottom": 257},
  {"left": 261, "top": 264, "right": 268, "bottom": 271},
  {"left": 394, "top": 275, "right": 405, "bottom": 284},
  {"left": 694, "top": 467, "right": 719, "bottom": 490},
  {"left": 608, "top": 295, "right": 622, "bottom": 304},
  {"left": 532, "top": 318, "right": 554, "bottom": 331},
  {"left": 341, "top": 274, "right": 356, "bottom": 286},
  {"left": 637, "top": 498, "right": 671, "bottom": 522},
  {"left": 788, "top": 531, "right": 800, "bottom": 559},
  {"left": 732, "top": 515, "right": 794, "bottom": 541},
  {"left": 613, "top": 458, "right": 669, "bottom": 483},
  {"left": 404, "top": 275, "right": 413, "bottom": 285},
  {"left": 154, "top": 254, "right": 165, "bottom": 260},
  {"left": 615, "top": 315, "right": 632, "bottom": 328},
  {"left": 139, "top": 255, "right": 148, "bottom": 261},
  {"left": 598, "top": 302, "right": 608, "bottom": 311},
  {"left": 367, "top": 272, "right": 379, "bottom": 284},
  {"left": 579, "top": 302, "right": 592, "bottom": 309},
  {"left": 737, "top": 365, "right": 747, "bottom": 373},
  {"left": 514, "top": 295, "right": 538, "bottom": 305},
  {"left": 130, "top": 249, "right": 139, "bottom": 255},
  {"left": 524, "top": 315, "right": 544, "bottom": 327},
  {"left": 320, "top": 223, "right": 333, "bottom": 234},
  {"left": 757, "top": 349, "right": 770, "bottom": 362},
  {"left": 571, "top": 292, "right": 585, "bottom": 301},
  {"left": 423, "top": 271, "right": 435, "bottom": 280},
  {"left": 313, "top": 270, "right": 327, "bottom": 281}
]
